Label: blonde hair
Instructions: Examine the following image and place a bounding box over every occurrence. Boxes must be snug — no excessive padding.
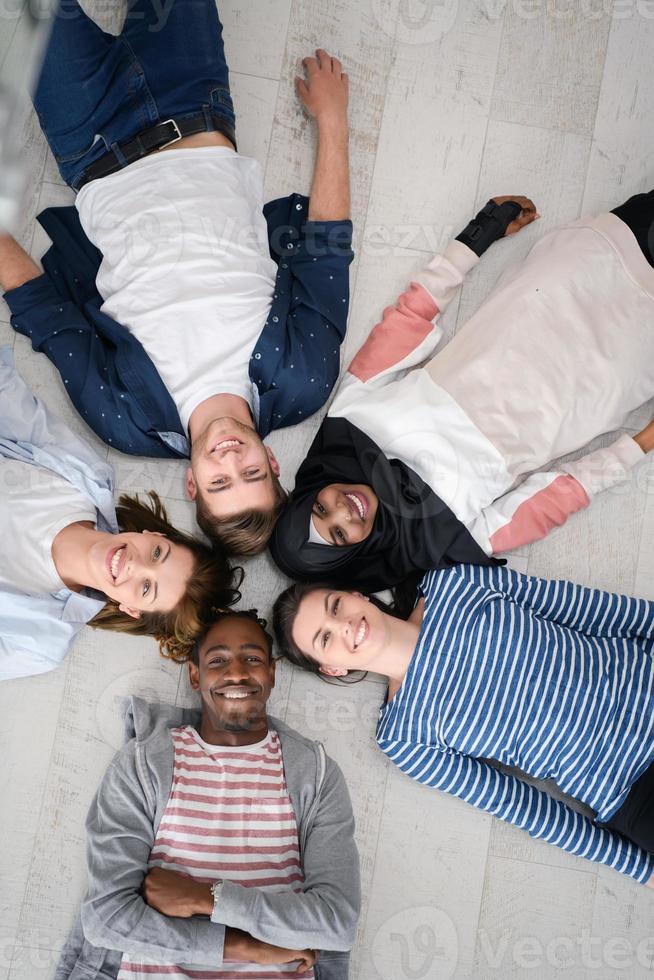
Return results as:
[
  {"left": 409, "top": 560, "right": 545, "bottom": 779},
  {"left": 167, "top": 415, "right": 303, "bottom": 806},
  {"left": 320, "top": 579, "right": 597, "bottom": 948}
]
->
[
  {"left": 195, "top": 474, "right": 288, "bottom": 557},
  {"left": 89, "top": 492, "right": 242, "bottom": 661}
]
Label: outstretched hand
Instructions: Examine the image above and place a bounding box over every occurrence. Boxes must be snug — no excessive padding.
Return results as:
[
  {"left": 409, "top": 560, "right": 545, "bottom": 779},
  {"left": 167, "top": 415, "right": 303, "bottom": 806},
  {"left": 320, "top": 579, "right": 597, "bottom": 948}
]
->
[
  {"left": 296, "top": 48, "right": 349, "bottom": 127},
  {"left": 492, "top": 195, "right": 540, "bottom": 236}
]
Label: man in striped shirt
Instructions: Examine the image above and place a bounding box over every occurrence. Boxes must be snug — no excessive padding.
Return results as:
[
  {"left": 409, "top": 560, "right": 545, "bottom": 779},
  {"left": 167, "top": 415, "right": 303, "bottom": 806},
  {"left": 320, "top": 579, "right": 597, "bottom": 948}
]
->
[{"left": 55, "top": 611, "right": 360, "bottom": 980}]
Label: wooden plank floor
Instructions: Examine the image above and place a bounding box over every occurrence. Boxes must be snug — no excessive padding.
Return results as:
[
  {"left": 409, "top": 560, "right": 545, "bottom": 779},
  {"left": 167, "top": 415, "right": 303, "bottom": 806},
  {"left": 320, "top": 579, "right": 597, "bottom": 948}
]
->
[{"left": 1, "top": 2, "right": 653, "bottom": 978}]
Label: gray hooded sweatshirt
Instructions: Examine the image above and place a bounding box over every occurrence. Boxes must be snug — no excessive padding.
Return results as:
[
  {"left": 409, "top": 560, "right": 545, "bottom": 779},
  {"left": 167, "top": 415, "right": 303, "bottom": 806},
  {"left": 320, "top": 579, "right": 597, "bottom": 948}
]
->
[{"left": 55, "top": 697, "right": 361, "bottom": 980}]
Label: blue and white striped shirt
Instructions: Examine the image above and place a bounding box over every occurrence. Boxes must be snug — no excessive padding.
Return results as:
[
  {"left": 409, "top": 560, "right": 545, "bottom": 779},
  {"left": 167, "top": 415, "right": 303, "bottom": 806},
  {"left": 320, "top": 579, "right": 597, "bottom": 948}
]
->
[{"left": 377, "top": 565, "right": 654, "bottom": 882}]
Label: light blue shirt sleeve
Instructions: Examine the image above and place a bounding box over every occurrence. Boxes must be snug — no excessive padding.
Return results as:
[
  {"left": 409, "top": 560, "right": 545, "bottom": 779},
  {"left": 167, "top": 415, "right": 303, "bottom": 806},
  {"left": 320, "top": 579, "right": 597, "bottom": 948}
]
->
[
  {"left": 0, "top": 590, "right": 105, "bottom": 681},
  {"left": 0, "top": 346, "right": 117, "bottom": 528},
  {"left": 0, "top": 347, "right": 116, "bottom": 682}
]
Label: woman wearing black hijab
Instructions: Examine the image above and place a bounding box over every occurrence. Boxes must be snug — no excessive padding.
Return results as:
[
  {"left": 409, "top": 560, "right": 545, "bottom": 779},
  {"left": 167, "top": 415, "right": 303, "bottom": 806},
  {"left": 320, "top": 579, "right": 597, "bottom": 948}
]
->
[
  {"left": 270, "top": 190, "right": 654, "bottom": 592},
  {"left": 270, "top": 416, "right": 496, "bottom": 592}
]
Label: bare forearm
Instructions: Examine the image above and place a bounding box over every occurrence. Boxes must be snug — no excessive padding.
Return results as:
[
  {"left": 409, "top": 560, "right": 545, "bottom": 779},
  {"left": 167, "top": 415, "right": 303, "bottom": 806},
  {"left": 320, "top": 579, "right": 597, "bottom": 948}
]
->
[
  {"left": 224, "top": 927, "right": 318, "bottom": 972},
  {"left": 223, "top": 927, "right": 257, "bottom": 962},
  {"left": 295, "top": 49, "right": 350, "bottom": 222},
  {"left": 308, "top": 119, "right": 350, "bottom": 222},
  {"left": 0, "top": 234, "right": 41, "bottom": 291},
  {"left": 634, "top": 420, "right": 654, "bottom": 454}
]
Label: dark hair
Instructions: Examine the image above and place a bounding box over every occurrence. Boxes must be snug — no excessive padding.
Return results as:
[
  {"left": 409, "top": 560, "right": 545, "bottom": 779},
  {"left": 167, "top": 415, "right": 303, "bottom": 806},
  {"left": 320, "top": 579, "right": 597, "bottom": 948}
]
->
[
  {"left": 190, "top": 608, "right": 274, "bottom": 666},
  {"left": 89, "top": 492, "right": 243, "bottom": 661},
  {"left": 195, "top": 475, "right": 288, "bottom": 557},
  {"left": 272, "top": 581, "right": 414, "bottom": 684}
]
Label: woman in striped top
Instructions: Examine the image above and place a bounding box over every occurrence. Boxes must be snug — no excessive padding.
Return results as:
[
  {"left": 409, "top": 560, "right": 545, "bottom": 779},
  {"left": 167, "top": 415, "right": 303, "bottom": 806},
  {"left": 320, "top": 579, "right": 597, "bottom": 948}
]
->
[{"left": 273, "top": 564, "right": 654, "bottom": 884}]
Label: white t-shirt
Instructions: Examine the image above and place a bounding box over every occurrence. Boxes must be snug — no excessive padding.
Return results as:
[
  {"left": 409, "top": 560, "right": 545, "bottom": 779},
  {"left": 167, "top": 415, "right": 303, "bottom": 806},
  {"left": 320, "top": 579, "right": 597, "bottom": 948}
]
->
[
  {"left": 0, "top": 459, "right": 96, "bottom": 596},
  {"left": 76, "top": 147, "right": 278, "bottom": 430}
]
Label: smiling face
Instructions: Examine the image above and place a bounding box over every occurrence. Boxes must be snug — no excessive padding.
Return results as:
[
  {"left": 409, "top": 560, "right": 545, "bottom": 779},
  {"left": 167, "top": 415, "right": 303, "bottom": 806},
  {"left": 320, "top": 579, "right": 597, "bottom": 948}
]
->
[
  {"left": 187, "top": 417, "right": 280, "bottom": 519},
  {"left": 311, "top": 483, "right": 379, "bottom": 546},
  {"left": 291, "top": 588, "right": 391, "bottom": 677},
  {"left": 189, "top": 616, "right": 276, "bottom": 738},
  {"left": 88, "top": 530, "right": 195, "bottom": 617}
]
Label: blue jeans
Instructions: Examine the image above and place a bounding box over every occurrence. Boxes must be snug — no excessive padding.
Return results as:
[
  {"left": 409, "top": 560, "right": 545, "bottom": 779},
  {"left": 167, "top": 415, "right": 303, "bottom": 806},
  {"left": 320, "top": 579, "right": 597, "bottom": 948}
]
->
[{"left": 34, "top": 0, "right": 236, "bottom": 190}]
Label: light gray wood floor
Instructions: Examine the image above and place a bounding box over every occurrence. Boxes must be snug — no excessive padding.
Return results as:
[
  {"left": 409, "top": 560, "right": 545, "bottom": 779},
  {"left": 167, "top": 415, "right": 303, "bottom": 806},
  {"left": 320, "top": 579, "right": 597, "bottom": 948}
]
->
[{"left": 1, "top": 2, "right": 654, "bottom": 978}]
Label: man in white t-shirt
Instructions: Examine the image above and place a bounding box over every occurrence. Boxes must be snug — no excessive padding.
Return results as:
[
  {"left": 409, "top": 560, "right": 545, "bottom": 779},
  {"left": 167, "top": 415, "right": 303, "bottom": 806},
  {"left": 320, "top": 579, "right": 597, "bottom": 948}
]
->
[{"left": 0, "top": 0, "right": 352, "bottom": 556}]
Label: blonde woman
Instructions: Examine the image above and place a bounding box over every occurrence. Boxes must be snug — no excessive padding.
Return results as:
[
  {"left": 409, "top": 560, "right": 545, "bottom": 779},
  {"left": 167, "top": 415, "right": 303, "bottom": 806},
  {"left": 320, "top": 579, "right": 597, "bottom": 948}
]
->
[{"left": 0, "top": 349, "right": 240, "bottom": 680}]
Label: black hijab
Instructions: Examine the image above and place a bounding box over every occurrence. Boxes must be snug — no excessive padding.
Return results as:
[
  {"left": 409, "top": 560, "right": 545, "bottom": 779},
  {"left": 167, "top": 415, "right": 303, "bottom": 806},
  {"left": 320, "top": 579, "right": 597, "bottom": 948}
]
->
[{"left": 269, "top": 417, "right": 500, "bottom": 592}]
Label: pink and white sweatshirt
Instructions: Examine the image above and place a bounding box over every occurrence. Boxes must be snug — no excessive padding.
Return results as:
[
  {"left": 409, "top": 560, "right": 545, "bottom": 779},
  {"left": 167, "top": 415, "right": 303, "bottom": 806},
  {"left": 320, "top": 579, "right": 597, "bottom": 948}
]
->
[{"left": 329, "top": 213, "right": 654, "bottom": 555}]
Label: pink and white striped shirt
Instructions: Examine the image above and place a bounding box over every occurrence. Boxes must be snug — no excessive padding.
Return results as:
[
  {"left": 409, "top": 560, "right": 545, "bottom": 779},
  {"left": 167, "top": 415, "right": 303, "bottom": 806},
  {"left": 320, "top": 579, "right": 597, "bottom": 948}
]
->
[{"left": 117, "top": 726, "right": 314, "bottom": 980}]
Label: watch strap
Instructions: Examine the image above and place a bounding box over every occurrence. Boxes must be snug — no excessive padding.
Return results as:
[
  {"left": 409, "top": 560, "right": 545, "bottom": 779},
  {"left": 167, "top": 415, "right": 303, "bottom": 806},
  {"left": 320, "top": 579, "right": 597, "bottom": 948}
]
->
[{"left": 210, "top": 878, "right": 224, "bottom": 915}]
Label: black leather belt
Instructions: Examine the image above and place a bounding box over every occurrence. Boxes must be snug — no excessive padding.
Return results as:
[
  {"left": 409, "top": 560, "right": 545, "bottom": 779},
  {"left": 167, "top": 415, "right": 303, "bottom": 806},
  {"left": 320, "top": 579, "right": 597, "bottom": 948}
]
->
[{"left": 76, "top": 112, "right": 237, "bottom": 189}]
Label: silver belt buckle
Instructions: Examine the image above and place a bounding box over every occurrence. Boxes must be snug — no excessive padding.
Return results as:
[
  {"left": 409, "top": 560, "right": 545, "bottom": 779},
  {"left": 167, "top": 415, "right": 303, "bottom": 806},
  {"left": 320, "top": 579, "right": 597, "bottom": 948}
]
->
[{"left": 159, "top": 119, "right": 183, "bottom": 149}]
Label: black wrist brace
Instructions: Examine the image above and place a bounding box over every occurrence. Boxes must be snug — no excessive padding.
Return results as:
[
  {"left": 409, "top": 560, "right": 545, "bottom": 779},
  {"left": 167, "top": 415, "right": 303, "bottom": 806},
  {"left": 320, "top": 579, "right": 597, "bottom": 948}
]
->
[{"left": 456, "top": 199, "right": 523, "bottom": 257}]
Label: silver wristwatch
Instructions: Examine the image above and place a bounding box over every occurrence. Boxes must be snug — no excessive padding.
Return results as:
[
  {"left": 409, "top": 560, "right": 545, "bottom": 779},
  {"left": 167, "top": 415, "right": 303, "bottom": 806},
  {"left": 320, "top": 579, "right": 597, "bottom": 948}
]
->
[{"left": 210, "top": 879, "right": 224, "bottom": 916}]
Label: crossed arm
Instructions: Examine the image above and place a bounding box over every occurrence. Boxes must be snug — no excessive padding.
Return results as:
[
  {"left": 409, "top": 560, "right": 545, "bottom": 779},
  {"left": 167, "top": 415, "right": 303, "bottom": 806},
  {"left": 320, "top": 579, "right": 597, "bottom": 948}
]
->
[{"left": 79, "top": 744, "right": 359, "bottom": 972}]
